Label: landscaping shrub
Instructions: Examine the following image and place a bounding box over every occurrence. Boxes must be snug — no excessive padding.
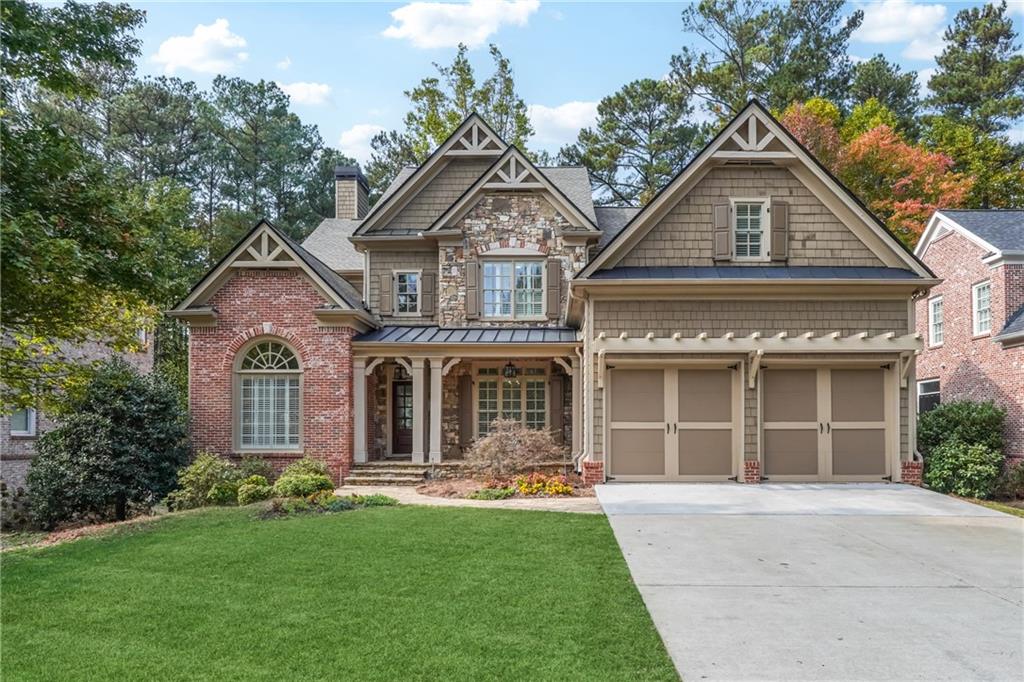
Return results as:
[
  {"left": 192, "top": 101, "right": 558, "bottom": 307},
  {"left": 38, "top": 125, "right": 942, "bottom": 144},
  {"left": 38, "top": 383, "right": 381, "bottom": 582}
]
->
[
  {"left": 28, "top": 359, "right": 187, "bottom": 527},
  {"left": 924, "top": 440, "right": 1004, "bottom": 499},
  {"left": 237, "top": 456, "right": 274, "bottom": 482},
  {"left": 918, "top": 400, "right": 1005, "bottom": 457},
  {"left": 464, "top": 418, "right": 568, "bottom": 476},
  {"left": 166, "top": 453, "right": 240, "bottom": 511},
  {"left": 997, "top": 459, "right": 1024, "bottom": 500},
  {"left": 514, "top": 472, "right": 573, "bottom": 496},
  {"left": 468, "top": 487, "right": 515, "bottom": 500},
  {"left": 206, "top": 481, "right": 240, "bottom": 506},
  {"left": 237, "top": 481, "right": 273, "bottom": 506},
  {"left": 307, "top": 489, "right": 336, "bottom": 506},
  {"left": 0, "top": 480, "right": 33, "bottom": 531},
  {"left": 323, "top": 496, "right": 356, "bottom": 512},
  {"left": 348, "top": 493, "right": 399, "bottom": 507},
  {"left": 279, "top": 457, "right": 330, "bottom": 479},
  {"left": 272, "top": 473, "right": 334, "bottom": 498}
]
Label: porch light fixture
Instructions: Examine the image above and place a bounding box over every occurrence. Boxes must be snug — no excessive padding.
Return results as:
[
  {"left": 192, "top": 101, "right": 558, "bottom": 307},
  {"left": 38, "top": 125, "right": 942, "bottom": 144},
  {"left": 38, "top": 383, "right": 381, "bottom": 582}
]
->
[{"left": 502, "top": 362, "right": 519, "bottom": 379}]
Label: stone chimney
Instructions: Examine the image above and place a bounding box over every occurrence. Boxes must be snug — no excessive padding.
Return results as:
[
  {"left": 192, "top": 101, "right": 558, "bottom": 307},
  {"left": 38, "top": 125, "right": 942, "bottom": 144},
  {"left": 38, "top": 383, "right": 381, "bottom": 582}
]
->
[{"left": 335, "top": 166, "right": 369, "bottom": 220}]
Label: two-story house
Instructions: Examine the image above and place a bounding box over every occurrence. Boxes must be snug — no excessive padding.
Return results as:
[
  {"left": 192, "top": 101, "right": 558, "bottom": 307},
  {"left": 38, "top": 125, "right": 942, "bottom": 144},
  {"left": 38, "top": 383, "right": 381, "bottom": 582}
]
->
[
  {"left": 914, "top": 210, "right": 1023, "bottom": 460},
  {"left": 170, "top": 102, "right": 937, "bottom": 485}
]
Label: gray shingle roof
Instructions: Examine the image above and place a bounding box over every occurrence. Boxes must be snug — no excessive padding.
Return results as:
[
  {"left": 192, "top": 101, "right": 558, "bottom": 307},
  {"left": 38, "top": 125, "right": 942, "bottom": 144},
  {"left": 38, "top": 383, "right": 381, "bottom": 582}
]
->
[
  {"left": 590, "top": 266, "right": 923, "bottom": 280},
  {"left": 538, "top": 166, "right": 596, "bottom": 223},
  {"left": 941, "top": 210, "right": 1024, "bottom": 252},
  {"left": 356, "top": 325, "right": 578, "bottom": 344},
  {"left": 302, "top": 218, "right": 363, "bottom": 271},
  {"left": 997, "top": 305, "right": 1024, "bottom": 341},
  {"left": 594, "top": 207, "right": 640, "bottom": 249},
  {"left": 275, "top": 228, "right": 366, "bottom": 311}
]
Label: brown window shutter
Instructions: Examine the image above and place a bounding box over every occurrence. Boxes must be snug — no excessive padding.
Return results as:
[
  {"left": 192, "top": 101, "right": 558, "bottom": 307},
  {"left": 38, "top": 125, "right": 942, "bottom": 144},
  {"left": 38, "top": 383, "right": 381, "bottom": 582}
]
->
[
  {"left": 546, "top": 259, "right": 561, "bottom": 320},
  {"left": 465, "top": 261, "right": 480, "bottom": 320},
  {"left": 459, "top": 373, "right": 474, "bottom": 449},
  {"left": 420, "top": 273, "right": 436, "bottom": 316},
  {"left": 770, "top": 200, "right": 789, "bottom": 262},
  {"left": 713, "top": 203, "right": 731, "bottom": 261},
  {"left": 379, "top": 272, "right": 393, "bottom": 315},
  {"left": 549, "top": 374, "right": 564, "bottom": 444}
]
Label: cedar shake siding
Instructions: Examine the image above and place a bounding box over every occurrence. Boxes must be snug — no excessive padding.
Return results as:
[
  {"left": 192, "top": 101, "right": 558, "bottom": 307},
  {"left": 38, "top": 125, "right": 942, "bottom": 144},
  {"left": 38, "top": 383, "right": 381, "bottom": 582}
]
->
[
  {"left": 366, "top": 250, "right": 439, "bottom": 324},
  {"left": 380, "top": 159, "right": 494, "bottom": 232},
  {"left": 618, "top": 166, "right": 884, "bottom": 268}
]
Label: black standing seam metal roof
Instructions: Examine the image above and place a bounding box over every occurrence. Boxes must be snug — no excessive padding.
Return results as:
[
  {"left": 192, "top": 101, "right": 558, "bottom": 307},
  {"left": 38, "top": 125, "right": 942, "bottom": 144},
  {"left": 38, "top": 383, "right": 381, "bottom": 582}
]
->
[
  {"left": 355, "top": 326, "right": 579, "bottom": 344},
  {"left": 588, "top": 266, "right": 923, "bottom": 280}
]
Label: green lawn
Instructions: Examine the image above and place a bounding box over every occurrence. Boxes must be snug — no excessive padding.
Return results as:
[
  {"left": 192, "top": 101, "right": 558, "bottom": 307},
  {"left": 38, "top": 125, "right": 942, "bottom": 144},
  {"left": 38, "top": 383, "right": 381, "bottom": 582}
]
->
[{"left": 2, "top": 506, "right": 678, "bottom": 681}]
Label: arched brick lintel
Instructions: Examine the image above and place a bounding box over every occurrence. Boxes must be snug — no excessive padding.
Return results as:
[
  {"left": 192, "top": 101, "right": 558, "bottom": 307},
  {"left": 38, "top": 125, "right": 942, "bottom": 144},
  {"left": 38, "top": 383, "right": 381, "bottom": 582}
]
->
[{"left": 222, "top": 325, "right": 310, "bottom": 372}]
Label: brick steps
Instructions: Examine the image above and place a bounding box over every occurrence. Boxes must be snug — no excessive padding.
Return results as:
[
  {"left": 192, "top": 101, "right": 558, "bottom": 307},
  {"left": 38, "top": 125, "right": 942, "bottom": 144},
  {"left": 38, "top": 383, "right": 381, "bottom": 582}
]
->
[{"left": 344, "top": 462, "right": 429, "bottom": 486}]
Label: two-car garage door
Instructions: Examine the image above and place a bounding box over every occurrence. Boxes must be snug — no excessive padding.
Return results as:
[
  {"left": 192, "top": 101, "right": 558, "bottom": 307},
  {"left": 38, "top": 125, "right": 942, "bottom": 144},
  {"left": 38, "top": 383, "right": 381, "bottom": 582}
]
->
[
  {"left": 607, "top": 367, "right": 742, "bottom": 481},
  {"left": 606, "top": 364, "right": 893, "bottom": 482}
]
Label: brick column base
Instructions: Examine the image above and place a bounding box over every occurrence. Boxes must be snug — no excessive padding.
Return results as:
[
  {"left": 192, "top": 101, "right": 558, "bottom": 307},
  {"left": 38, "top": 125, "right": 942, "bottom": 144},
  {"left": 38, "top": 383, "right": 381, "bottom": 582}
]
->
[
  {"left": 581, "top": 461, "right": 604, "bottom": 486},
  {"left": 901, "top": 461, "right": 924, "bottom": 486},
  {"left": 744, "top": 460, "right": 761, "bottom": 483}
]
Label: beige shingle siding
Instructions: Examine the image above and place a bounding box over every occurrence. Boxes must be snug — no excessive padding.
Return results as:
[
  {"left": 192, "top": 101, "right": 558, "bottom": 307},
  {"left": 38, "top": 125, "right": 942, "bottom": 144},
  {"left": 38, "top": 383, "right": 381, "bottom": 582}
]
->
[
  {"left": 366, "top": 249, "right": 438, "bottom": 323},
  {"left": 383, "top": 159, "right": 494, "bottom": 231},
  {"left": 617, "top": 166, "right": 884, "bottom": 268},
  {"left": 591, "top": 299, "right": 908, "bottom": 337}
]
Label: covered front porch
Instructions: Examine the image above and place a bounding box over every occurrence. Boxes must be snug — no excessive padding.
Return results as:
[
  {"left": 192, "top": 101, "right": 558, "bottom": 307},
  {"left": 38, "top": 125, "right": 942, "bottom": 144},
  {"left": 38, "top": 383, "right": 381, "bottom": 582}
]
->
[{"left": 353, "top": 326, "right": 582, "bottom": 464}]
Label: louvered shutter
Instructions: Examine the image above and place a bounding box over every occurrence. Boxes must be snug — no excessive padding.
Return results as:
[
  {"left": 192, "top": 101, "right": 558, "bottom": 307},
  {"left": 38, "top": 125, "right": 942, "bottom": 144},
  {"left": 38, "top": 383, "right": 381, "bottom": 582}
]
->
[
  {"left": 420, "top": 273, "right": 436, "bottom": 316},
  {"left": 546, "top": 259, "right": 561, "bottom": 320},
  {"left": 459, "top": 374, "right": 474, "bottom": 449},
  {"left": 465, "top": 261, "right": 480, "bottom": 320},
  {"left": 713, "top": 203, "right": 731, "bottom": 261},
  {"left": 379, "top": 272, "right": 393, "bottom": 315},
  {"left": 770, "top": 200, "right": 789, "bottom": 262}
]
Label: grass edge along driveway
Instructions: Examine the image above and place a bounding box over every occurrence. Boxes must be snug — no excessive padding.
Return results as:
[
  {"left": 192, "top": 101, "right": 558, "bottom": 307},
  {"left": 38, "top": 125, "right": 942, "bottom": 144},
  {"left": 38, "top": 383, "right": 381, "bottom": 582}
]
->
[{"left": 2, "top": 505, "right": 678, "bottom": 681}]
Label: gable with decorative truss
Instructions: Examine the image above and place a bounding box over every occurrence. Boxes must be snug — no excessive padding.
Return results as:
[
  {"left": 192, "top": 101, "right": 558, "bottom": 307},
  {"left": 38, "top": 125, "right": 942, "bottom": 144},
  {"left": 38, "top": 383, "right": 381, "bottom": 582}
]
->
[{"left": 448, "top": 120, "right": 505, "bottom": 157}]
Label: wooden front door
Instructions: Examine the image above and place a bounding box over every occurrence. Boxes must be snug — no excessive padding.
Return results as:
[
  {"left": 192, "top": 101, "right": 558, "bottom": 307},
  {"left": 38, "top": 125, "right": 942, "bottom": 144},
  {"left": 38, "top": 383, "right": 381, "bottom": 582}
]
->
[{"left": 391, "top": 380, "right": 413, "bottom": 455}]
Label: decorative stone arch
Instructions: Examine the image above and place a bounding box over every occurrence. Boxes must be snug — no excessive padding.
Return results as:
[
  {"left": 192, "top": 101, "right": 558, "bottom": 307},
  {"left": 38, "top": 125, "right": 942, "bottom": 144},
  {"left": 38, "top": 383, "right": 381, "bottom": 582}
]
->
[
  {"left": 223, "top": 324, "right": 309, "bottom": 373},
  {"left": 473, "top": 240, "right": 550, "bottom": 258}
]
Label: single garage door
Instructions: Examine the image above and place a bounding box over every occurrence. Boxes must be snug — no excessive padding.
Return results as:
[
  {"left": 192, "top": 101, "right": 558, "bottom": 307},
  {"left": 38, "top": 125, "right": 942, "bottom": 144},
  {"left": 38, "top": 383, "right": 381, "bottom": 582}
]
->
[
  {"left": 762, "top": 367, "right": 891, "bottom": 481},
  {"left": 608, "top": 366, "right": 741, "bottom": 481}
]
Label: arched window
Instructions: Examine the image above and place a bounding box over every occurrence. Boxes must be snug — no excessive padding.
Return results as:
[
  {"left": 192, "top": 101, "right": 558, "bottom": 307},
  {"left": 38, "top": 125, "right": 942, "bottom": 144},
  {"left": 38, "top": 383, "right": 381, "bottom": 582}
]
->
[{"left": 236, "top": 340, "right": 301, "bottom": 449}]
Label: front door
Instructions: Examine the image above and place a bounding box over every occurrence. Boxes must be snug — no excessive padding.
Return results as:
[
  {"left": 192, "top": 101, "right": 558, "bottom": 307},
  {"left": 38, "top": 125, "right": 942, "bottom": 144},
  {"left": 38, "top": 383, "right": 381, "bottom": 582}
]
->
[{"left": 391, "top": 380, "right": 413, "bottom": 455}]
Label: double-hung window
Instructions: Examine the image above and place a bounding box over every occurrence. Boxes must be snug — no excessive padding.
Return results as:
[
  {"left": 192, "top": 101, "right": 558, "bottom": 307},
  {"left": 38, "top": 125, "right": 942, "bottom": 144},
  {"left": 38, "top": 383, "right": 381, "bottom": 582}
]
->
[
  {"left": 476, "top": 367, "right": 547, "bottom": 436},
  {"left": 972, "top": 280, "right": 991, "bottom": 335},
  {"left": 237, "top": 341, "right": 301, "bottom": 450},
  {"left": 483, "top": 261, "right": 543, "bottom": 319},
  {"left": 928, "top": 296, "right": 944, "bottom": 346},
  {"left": 394, "top": 271, "right": 420, "bottom": 315},
  {"left": 10, "top": 408, "right": 36, "bottom": 437},
  {"left": 732, "top": 200, "right": 768, "bottom": 260}
]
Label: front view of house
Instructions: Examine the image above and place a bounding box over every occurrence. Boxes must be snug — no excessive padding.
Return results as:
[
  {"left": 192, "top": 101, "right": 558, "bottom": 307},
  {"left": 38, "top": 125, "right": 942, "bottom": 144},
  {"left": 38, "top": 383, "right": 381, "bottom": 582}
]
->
[{"left": 171, "top": 102, "right": 937, "bottom": 485}]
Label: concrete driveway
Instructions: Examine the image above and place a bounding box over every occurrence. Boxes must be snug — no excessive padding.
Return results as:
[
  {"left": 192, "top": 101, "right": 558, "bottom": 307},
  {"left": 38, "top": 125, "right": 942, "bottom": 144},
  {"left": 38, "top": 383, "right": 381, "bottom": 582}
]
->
[{"left": 597, "top": 484, "right": 1024, "bottom": 681}]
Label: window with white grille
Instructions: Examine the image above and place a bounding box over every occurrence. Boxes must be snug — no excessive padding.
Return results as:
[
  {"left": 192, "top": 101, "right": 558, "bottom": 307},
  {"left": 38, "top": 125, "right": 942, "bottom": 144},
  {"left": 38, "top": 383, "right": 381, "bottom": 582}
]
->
[
  {"left": 929, "top": 296, "right": 943, "bottom": 346},
  {"left": 476, "top": 366, "right": 547, "bottom": 436},
  {"left": 732, "top": 200, "right": 767, "bottom": 260},
  {"left": 237, "top": 341, "right": 301, "bottom": 449},
  {"left": 973, "top": 281, "right": 991, "bottom": 335},
  {"left": 482, "top": 261, "right": 543, "bottom": 319}
]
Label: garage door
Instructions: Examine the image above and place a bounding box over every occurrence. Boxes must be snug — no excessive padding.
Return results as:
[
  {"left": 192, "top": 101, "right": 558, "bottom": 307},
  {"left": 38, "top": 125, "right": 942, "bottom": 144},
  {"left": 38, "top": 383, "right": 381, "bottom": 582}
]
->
[
  {"left": 608, "top": 367, "right": 740, "bottom": 481},
  {"left": 762, "top": 367, "right": 891, "bottom": 481}
]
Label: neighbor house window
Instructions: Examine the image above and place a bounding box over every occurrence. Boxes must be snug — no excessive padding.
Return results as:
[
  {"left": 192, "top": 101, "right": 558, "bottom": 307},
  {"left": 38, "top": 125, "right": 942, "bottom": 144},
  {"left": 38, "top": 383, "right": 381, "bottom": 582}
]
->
[
  {"left": 394, "top": 271, "right": 419, "bottom": 315},
  {"left": 732, "top": 200, "right": 768, "bottom": 260},
  {"left": 973, "top": 280, "right": 991, "bottom": 335},
  {"left": 928, "top": 296, "right": 943, "bottom": 346},
  {"left": 10, "top": 408, "right": 36, "bottom": 437},
  {"left": 476, "top": 367, "right": 547, "bottom": 435},
  {"left": 237, "top": 341, "right": 301, "bottom": 449},
  {"left": 482, "top": 261, "right": 543, "bottom": 318},
  {"left": 917, "top": 379, "right": 940, "bottom": 414}
]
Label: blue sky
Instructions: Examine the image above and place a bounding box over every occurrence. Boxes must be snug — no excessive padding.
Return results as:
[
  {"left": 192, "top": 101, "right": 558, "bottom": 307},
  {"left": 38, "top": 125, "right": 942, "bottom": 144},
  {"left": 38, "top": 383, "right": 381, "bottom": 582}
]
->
[{"left": 126, "top": 1, "right": 1023, "bottom": 161}]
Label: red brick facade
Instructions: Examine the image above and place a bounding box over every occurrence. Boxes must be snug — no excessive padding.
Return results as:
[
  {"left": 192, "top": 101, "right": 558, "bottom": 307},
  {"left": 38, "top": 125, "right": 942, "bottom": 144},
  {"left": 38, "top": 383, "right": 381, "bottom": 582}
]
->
[
  {"left": 189, "top": 269, "right": 356, "bottom": 483},
  {"left": 916, "top": 232, "right": 1024, "bottom": 458},
  {"left": 901, "top": 461, "right": 923, "bottom": 486},
  {"left": 581, "top": 460, "right": 604, "bottom": 486},
  {"left": 743, "top": 460, "right": 761, "bottom": 484}
]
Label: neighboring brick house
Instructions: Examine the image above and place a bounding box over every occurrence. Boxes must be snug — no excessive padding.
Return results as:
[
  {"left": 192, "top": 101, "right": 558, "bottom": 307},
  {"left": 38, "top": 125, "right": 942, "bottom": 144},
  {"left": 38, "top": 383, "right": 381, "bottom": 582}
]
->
[
  {"left": 171, "top": 102, "right": 937, "bottom": 485},
  {"left": 1, "top": 340, "right": 154, "bottom": 489},
  {"left": 914, "top": 210, "right": 1024, "bottom": 459}
]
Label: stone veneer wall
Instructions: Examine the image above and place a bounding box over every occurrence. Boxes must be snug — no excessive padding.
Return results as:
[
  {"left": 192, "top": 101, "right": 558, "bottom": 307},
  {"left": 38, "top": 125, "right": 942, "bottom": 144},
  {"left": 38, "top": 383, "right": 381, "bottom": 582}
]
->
[
  {"left": 439, "top": 193, "right": 590, "bottom": 327},
  {"left": 188, "top": 269, "right": 356, "bottom": 483}
]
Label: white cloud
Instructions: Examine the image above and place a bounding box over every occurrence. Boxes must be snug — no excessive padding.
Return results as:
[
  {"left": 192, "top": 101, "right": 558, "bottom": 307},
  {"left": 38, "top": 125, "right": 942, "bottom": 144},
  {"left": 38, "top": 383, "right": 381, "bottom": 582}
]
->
[
  {"left": 276, "top": 56, "right": 292, "bottom": 70},
  {"left": 382, "top": 0, "right": 539, "bottom": 49},
  {"left": 339, "top": 124, "right": 386, "bottom": 164},
  {"left": 528, "top": 101, "right": 598, "bottom": 147},
  {"left": 902, "top": 31, "right": 945, "bottom": 60},
  {"left": 151, "top": 19, "right": 248, "bottom": 74},
  {"left": 854, "top": 1, "right": 946, "bottom": 45},
  {"left": 277, "top": 81, "right": 331, "bottom": 105},
  {"left": 917, "top": 67, "right": 937, "bottom": 97}
]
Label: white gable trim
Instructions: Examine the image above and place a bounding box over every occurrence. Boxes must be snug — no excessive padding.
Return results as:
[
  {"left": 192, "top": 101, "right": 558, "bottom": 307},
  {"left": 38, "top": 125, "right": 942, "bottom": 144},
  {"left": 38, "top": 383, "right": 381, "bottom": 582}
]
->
[
  {"left": 916, "top": 211, "right": 1001, "bottom": 260},
  {"left": 427, "top": 147, "right": 599, "bottom": 232},
  {"left": 354, "top": 114, "right": 507, "bottom": 235},
  {"left": 173, "top": 221, "right": 357, "bottom": 312},
  {"left": 579, "top": 102, "right": 931, "bottom": 279}
]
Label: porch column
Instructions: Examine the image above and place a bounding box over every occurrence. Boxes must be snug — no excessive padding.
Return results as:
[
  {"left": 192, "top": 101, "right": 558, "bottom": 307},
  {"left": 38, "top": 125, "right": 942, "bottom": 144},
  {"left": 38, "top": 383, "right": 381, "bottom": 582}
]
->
[
  {"left": 428, "top": 357, "right": 444, "bottom": 463},
  {"left": 353, "top": 357, "right": 368, "bottom": 464},
  {"left": 411, "top": 357, "right": 426, "bottom": 464},
  {"left": 571, "top": 354, "right": 582, "bottom": 457}
]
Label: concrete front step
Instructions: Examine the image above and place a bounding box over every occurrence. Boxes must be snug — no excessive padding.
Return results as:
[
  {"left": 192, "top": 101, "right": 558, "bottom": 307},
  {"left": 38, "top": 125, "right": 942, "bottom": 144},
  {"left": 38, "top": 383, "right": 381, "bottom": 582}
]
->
[{"left": 345, "top": 475, "right": 425, "bottom": 486}]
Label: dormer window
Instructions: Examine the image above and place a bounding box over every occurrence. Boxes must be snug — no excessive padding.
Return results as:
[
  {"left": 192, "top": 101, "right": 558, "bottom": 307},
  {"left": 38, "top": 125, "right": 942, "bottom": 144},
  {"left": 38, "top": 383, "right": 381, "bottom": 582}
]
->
[{"left": 732, "top": 199, "right": 768, "bottom": 260}]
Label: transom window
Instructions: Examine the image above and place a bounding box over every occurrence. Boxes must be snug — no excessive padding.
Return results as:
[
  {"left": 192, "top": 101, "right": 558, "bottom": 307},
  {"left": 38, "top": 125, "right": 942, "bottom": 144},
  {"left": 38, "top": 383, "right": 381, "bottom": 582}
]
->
[
  {"left": 237, "top": 341, "right": 300, "bottom": 450},
  {"left": 917, "top": 379, "right": 940, "bottom": 414},
  {"left": 476, "top": 366, "right": 547, "bottom": 435},
  {"left": 483, "top": 261, "right": 543, "bottom": 319},
  {"left": 10, "top": 408, "right": 36, "bottom": 437},
  {"left": 394, "top": 271, "right": 419, "bottom": 315},
  {"left": 733, "top": 200, "right": 767, "bottom": 260},
  {"left": 928, "top": 296, "right": 943, "bottom": 346},
  {"left": 972, "top": 281, "right": 991, "bottom": 335}
]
